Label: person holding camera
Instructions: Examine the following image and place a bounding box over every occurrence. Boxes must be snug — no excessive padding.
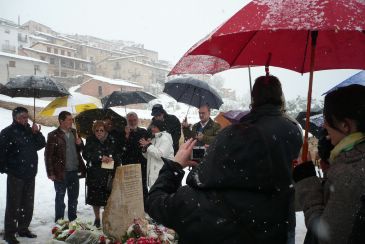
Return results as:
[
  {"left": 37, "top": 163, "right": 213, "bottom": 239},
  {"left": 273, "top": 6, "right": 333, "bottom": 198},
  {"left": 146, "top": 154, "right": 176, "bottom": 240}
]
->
[
  {"left": 182, "top": 104, "right": 221, "bottom": 147},
  {"left": 146, "top": 75, "right": 303, "bottom": 243},
  {"left": 139, "top": 120, "right": 174, "bottom": 188}
]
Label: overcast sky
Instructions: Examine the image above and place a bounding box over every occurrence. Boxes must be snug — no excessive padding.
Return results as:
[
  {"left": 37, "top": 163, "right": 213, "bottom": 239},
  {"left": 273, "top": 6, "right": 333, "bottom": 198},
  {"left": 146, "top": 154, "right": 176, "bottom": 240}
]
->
[{"left": 0, "top": 0, "right": 361, "bottom": 100}]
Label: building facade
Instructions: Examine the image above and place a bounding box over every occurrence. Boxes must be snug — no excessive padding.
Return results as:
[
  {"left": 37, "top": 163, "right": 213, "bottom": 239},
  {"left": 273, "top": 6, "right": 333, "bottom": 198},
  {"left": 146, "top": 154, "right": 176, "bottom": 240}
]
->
[
  {"left": 22, "top": 41, "right": 91, "bottom": 77},
  {"left": 0, "top": 51, "right": 48, "bottom": 83},
  {"left": 0, "top": 18, "right": 19, "bottom": 54},
  {"left": 78, "top": 74, "right": 143, "bottom": 98}
]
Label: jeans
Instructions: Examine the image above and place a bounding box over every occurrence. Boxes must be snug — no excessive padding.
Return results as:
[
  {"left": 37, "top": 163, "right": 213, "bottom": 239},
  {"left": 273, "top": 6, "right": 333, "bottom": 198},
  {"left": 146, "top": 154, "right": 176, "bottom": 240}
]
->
[
  {"left": 4, "top": 174, "right": 35, "bottom": 235},
  {"left": 54, "top": 171, "right": 79, "bottom": 222}
]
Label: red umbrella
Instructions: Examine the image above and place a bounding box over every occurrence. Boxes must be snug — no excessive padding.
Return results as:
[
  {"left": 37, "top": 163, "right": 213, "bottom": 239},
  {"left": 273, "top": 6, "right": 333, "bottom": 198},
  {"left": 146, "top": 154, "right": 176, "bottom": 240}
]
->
[{"left": 169, "top": 0, "right": 365, "bottom": 160}]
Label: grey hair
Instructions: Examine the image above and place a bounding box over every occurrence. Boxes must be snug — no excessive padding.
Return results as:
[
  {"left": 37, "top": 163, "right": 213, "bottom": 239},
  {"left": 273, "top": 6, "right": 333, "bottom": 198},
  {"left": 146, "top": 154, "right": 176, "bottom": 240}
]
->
[{"left": 126, "top": 112, "right": 138, "bottom": 118}]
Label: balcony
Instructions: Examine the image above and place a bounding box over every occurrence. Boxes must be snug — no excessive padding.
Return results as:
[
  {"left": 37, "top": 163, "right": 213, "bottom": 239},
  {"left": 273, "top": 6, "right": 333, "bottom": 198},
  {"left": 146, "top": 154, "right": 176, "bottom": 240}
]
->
[{"left": 1, "top": 44, "right": 16, "bottom": 53}]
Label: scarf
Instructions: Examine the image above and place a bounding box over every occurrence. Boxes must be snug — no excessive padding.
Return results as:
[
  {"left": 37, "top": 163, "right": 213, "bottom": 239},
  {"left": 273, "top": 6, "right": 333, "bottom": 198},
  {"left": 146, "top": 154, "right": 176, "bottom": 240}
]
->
[{"left": 330, "top": 132, "right": 365, "bottom": 162}]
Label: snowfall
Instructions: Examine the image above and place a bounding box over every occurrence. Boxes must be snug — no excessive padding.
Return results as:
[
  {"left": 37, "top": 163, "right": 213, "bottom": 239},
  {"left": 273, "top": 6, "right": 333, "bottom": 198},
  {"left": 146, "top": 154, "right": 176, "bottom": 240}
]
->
[{"left": 0, "top": 89, "right": 307, "bottom": 244}]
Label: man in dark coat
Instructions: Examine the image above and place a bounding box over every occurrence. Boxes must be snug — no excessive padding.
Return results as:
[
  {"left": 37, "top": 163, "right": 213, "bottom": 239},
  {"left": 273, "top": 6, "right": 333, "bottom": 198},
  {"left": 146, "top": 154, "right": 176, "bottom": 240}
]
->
[
  {"left": 149, "top": 104, "right": 181, "bottom": 155},
  {"left": 0, "top": 107, "right": 46, "bottom": 244},
  {"left": 182, "top": 104, "right": 221, "bottom": 146},
  {"left": 146, "top": 75, "right": 303, "bottom": 243},
  {"left": 44, "top": 111, "right": 86, "bottom": 223},
  {"left": 123, "top": 112, "right": 148, "bottom": 206}
]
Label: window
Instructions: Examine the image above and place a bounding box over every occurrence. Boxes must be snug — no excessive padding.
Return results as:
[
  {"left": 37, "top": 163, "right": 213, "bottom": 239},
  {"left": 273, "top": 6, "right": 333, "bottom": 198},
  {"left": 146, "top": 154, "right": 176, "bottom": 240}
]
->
[
  {"left": 67, "top": 51, "right": 71, "bottom": 56},
  {"left": 8, "top": 61, "right": 16, "bottom": 67},
  {"left": 50, "top": 58, "right": 55, "bottom": 64},
  {"left": 54, "top": 48, "right": 58, "bottom": 54},
  {"left": 4, "top": 29, "right": 10, "bottom": 34},
  {"left": 40, "top": 56, "right": 46, "bottom": 61},
  {"left": 98, "top": 86, "right": 103, "bottom": 97},
  {"left": 61, "top": 50, "right": 65, "bottom": 55},
  {"left": 54, "top": 71, "right": 59, "bottom": 76},
  {"left": 34, "top": 65, "right": 40, "bottom": 71},
  {"left": 47, "top": 47, "right": 51, "bottom": 52},
  {"left": 61, "top": 72, "right": 67, "bottom": 77}
]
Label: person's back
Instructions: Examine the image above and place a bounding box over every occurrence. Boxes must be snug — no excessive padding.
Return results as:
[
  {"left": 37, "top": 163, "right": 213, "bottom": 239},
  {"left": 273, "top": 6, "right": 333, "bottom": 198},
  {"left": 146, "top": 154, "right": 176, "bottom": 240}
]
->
[{"left": 146, "top": 75, "right": 303, "bottom": 243}]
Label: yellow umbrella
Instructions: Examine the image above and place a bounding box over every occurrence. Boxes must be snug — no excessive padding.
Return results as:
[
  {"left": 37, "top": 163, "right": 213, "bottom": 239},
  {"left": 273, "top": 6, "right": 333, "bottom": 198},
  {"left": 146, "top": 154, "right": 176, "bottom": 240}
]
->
[{"left": 40, "top": 94, "right": 102, "bottom": 116}]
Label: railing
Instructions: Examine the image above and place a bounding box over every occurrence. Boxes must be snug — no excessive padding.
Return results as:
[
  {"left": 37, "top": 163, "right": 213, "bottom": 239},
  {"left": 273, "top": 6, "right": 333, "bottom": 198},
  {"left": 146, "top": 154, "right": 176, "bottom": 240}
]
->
[{"left": 1, "top": 44, "right": 16, "bottom": 53}]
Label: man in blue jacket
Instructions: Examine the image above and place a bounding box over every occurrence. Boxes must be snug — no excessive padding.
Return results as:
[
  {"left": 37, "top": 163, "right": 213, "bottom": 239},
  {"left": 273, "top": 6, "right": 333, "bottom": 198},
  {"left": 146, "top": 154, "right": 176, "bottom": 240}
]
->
[{"left": 0, "top": 107, "right": 46, "bottom": 244}]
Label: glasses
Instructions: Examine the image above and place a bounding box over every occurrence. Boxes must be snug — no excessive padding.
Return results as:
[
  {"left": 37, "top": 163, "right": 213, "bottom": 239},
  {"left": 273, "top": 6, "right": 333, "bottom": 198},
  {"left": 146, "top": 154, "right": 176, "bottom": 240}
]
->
[{"left": 96, "top": 129, "right": 104, "bottom": 132}]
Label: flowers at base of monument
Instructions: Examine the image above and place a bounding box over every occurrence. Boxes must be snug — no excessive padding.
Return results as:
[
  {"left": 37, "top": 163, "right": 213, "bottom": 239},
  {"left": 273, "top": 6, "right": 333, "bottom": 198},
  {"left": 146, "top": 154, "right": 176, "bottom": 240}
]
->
[
  {"left": 51, "top": 219, "right": 104, "bottom": 242},
  {"left": 122, "top": 218, "right": 177, "bottom": 244}
]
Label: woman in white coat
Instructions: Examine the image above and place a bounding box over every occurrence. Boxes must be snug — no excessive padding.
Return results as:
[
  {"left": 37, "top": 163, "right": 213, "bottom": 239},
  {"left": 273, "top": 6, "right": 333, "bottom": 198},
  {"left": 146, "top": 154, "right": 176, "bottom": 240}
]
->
[{"left": 140, "top": 120, "right": 174, "bottom": 188}]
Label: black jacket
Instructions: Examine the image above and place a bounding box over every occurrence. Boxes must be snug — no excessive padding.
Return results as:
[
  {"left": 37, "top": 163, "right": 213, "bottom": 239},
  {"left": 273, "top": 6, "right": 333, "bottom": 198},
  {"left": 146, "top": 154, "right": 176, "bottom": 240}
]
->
[
  {"left": 146, "top": 105, "right": 302, "bottom": 244},
  {"left": 82, "top": 134, "right": 123, "bottom": 169},
  {"left": 0, "top": 122, "right": 46, "bottom": 179}
]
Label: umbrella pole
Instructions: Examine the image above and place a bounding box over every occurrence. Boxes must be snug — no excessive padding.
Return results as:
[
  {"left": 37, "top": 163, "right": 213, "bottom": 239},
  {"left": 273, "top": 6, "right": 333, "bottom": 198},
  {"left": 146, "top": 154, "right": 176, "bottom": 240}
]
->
[
  {"left": 33, "top": 90, "right": 36, "bottom": 124},
  {"left": 248, "top": 65, "right": 253, "bottom": 103},
  {"left": 302, "top": 31, "right": 318, "bottom": 162}
]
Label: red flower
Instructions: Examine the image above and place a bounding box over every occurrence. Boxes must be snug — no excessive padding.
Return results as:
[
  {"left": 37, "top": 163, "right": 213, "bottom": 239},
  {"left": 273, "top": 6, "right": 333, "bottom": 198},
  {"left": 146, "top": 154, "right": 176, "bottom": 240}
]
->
[
  {"left": 126, "top": 238, "right": 136, "bottom": 244},
  {"left": 99, "top": 235, "right": 106, "bottom": 244},
  {"left": 68, "top": 229, "right": 75, "bottom": 235},
  {"left": 51, "top": 227, "right": 59, "bottom": 234}
]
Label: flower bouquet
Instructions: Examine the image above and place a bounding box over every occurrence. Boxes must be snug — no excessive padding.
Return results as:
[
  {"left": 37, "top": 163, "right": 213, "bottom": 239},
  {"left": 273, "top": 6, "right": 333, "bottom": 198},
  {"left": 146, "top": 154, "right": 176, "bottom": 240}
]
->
[{"left": 122, "top": 217, "right": 177, "bottom": 244}]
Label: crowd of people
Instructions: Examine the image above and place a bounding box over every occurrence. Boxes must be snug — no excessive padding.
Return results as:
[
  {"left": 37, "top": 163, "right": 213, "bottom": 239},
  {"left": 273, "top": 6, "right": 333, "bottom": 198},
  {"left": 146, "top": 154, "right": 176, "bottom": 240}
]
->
[{"left": 0, "top": 75, "right": 364, "bottom": 244}]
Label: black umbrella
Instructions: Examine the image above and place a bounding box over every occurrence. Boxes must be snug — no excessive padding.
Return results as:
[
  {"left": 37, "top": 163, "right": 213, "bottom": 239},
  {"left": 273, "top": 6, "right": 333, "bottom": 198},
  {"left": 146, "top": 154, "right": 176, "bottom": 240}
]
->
[
  {"left": 75, "top": 108, "right": 127, "bottom": 138},
  {"left": 163, "top": 77, "right": 223, "bottom": 110},
  {"left": 296, "top": 110, "right": 322, "bottom": 139},
  {"left": 101, "top": 91, "right": 156, "bottom": 109},
  {"left": 0, "top": 75, "right": 70, "bottom": 121}
]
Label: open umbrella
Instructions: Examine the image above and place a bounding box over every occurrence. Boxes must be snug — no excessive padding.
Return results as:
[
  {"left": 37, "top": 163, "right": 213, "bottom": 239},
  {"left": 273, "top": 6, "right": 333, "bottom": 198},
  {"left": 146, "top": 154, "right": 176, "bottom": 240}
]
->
[
  {"left": 223, "top": 110, "right": 250, "bottom": 124},
  {"left": 75, "top": 108, "right": 127, "bottom": 138},
  {"left": 163, "top": 77, "right": 223, "bottom": 110},
  {"left": 169, "top": 0, "right": 365, "bottom": 160},
  {"left": 101, "top": 91, "right": 156, "bottom": 109},
  {"left": 0, "top": 75, "right": 70, "bottom": 121},
  {"left": 39, "top": 94, "right": 102, "bottom": 117},
  {"left": 323, "top": 70, "right": 365, "bottom": 95},
  {"left": 296, "top": 111, "right": 323, "bottom": 139}
]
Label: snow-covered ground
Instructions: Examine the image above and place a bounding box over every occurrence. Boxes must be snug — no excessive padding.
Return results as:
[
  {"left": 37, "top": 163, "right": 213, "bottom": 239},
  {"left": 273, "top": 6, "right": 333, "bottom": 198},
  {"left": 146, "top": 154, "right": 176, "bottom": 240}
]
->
[{"left": 0, "top": 92, "right": 306, "bottom": 243}]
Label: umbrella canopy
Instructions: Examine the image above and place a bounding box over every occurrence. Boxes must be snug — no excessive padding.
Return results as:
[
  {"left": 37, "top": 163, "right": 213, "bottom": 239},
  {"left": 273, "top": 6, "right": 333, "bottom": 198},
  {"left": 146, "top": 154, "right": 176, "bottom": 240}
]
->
[
  {"left": 0, "top": 75, "right": 69, "bottom": 98},
  {"left": 0, "top": 75, "right": 70, "bottom": 121},
  {"left": 170, "top": 0, "right": 365, "bottom": 75},
  {"left": 214, "top": 112, "right": 232, "bottom": 129},
  {"left": 169, "top": 0, "right": 365, "bottom": 161},
  {"left": 163, "top": 77, "right": 223, "bottom": 110},
  {"left": 75, "top": 108, "right": 127, "bottom": 138},
  {"left": 296, "top": 111, "right": 323, "bottom": 139},
  {"left": 323, "top": 70, "right": 365, "bottom": 95},
  {"left": 223, "top": 110, "right": 250, "bottom": 124},
  {"left": 39, "top": 95, "right": 102, "bottom": 117},
  {"left": 102, "top": 91, "right": 156, "bottom": 109}
]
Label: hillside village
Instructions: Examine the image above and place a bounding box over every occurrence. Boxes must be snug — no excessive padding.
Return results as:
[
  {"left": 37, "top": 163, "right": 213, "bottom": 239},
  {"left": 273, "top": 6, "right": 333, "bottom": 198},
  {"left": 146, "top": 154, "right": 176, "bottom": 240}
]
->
[{"left": 0, "top": 17, "right": 237, "bottom": 102}]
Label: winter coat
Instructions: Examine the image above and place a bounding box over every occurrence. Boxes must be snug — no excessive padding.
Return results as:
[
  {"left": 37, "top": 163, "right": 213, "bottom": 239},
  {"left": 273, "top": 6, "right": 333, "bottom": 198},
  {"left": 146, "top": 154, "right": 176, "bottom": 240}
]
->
[
  {"left": 295, "top": 141, "right": 365, "bottom": 244},
  {"left": 150, "top": 113, "right": 181, "bottom": 154},
  {"left": 82, "top": 134, "right": 123, "bottom": 169},
  {"left": 123, "top": 127, "right": 148, "bottom": 189},
  {"left": 82, "top": 134, "right": 123, "bottom": 206},
  {"left": 143, "top": 131, "right": 174, "bottom": 187},
  {"left": 44, "top": 128, "right": 86, "bottom": 181},
  {"left": 146, "top": 105, "right": 303, "bottom": 244},
  {"left": 182, "top": 118, "right": 221, "bottom": 145},
  {"left": 0, "top": 122, "right": 46, "bottom": 179}
]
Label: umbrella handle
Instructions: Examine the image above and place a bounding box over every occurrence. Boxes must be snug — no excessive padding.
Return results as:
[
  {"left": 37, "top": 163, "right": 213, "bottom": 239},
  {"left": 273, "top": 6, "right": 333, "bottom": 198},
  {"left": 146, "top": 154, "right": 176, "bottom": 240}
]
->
[{"left": 186, "top": 105, "right": 191, "bottom": 117}]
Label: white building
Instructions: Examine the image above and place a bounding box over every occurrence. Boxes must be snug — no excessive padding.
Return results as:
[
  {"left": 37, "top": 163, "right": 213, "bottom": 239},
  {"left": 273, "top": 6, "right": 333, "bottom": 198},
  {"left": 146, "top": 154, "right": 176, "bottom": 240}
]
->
[
  {"left": 0, "top": 18, "right": 19, "bottom": 54},
  {"left": 0, "top": 51, "right": 48, "bottom": 83}
]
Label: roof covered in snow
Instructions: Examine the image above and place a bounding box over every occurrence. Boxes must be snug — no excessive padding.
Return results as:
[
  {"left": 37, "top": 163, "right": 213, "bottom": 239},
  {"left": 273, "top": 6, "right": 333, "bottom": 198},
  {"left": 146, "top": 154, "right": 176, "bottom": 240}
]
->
[
  {"left": 83, "top": 74, "right": 143, "bottom": 88},
  {"left": 0, "top": 51, "right": 48, "bottom": 64}
]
